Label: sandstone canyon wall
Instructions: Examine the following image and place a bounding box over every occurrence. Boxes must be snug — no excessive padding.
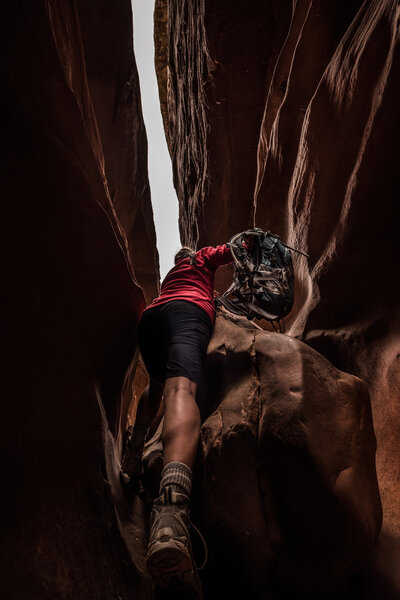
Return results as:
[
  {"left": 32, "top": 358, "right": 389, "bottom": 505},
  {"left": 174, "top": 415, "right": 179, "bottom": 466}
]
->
[
  {"left": 1, "top": 0, "right": 398, "bottom": 599},
  {"left": 155, "top": 0, "right": 400, "bottom": 597},
  {"left": 0, "top": 1, "right": 157, "bottom": 598}
]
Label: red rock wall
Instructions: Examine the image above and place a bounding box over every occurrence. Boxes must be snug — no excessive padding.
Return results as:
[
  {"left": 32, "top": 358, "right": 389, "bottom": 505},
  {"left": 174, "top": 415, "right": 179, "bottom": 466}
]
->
[
  {"left": 156, "top": 0, "right": 292, "bottom": 250},
  {"left": 0, "top": 1, "right": 156, "bottom": 597},
  {"left": 77, "top": 0, "right": 160, "bottom": 304},
  {"left": 155, "top": 0, "right": 400, "bottom": 596}
]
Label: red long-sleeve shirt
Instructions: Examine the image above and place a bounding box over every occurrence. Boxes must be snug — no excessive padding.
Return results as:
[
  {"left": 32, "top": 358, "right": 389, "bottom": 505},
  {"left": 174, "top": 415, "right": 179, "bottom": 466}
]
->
[{"left": 145, "top": 245, "right": 233, "bottom": 323}]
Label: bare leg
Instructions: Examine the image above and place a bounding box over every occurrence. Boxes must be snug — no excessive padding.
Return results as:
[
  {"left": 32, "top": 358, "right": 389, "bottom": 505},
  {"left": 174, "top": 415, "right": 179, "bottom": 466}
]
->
[
  {"left": 146, "top": 376, "right": 203, "bottom": 594},
  {"left": 162, "top": 376, "right": 200, "bottom": 469}
]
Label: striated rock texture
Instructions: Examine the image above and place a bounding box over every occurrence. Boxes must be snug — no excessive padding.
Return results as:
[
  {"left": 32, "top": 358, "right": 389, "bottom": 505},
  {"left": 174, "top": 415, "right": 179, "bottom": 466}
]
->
[
  {"left": 155, "top": 0, "right": 292, "bottom": 250},
  {"left": 0, "top": 1, "right": 155, "bottom": 598},
  {"left": 77, "top": 0, "right": 159, "bottom": 304},
  {"left": 195, "top": 311, "right": 381, "bottom": 599},
  {"left": 155, "top": 0, "right": 400, "bottom": 595}
]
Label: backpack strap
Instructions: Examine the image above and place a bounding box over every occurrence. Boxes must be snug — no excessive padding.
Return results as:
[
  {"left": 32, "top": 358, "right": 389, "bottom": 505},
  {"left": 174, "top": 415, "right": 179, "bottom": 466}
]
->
[
  {"left": 247, "top": 302, "right": 280, "bottom": 321},
  {"left": 262, "top": 230, "right": 309, "bottom": 258},
  {"left": 279, "top": 241, "right": 309, "bottom": 258}
]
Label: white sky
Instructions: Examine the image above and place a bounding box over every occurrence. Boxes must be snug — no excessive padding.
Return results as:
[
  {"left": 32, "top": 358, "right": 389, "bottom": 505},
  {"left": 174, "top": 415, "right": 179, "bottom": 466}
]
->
[{"left": 132, "top": 0, "right": 180, "bottom": 280}]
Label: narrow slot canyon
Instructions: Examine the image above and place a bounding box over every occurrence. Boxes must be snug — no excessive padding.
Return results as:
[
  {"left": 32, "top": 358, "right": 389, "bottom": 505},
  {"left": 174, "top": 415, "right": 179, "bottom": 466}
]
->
[{"left": 1, "top": 1, "right": 399, "bottom": 599}]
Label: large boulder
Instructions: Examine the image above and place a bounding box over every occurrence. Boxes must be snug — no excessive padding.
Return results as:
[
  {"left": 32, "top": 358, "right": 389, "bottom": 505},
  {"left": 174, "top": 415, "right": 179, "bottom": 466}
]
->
[{"left": 195, "top": 311, "right": 382, "bottom": 598}]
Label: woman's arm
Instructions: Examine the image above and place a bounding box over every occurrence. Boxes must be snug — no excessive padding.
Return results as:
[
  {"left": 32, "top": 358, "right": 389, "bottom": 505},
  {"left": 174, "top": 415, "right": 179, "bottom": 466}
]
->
[{"left": 199, "top": 245, "right": 233, "bottom": 269}]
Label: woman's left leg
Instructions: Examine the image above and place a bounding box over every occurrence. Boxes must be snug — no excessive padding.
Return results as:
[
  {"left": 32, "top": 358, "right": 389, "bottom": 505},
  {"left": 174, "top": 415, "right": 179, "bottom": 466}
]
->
[
  {"left": 120, "top": 379, "right": 164, "bottom": 484},
  {"left": 135, "top": 379, "right": 164, "bottom": 429},
  {"left": 121, "top": 306, "right": 165, "bottom": 484}
]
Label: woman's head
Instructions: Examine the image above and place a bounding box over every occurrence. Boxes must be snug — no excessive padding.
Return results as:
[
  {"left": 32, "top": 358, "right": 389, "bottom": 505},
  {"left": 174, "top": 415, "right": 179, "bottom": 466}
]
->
[{"left": 174, "top": 246, "right": 197, "bottom": 265}]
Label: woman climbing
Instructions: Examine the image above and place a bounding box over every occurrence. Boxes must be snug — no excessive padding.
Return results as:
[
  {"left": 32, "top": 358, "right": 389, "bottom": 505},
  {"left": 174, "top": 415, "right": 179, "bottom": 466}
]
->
[{"left": 121, "top": 241, "right": 245, "bottom": 595}]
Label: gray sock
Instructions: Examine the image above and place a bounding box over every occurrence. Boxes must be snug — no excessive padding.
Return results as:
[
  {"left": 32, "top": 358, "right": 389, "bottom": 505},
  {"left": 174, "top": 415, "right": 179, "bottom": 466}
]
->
[{"left": 159, "top": 461, "right": 192, "bottom": 497}]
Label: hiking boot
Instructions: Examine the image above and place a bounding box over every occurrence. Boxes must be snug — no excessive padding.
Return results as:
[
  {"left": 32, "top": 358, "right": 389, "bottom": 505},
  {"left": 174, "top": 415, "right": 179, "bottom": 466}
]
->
[
  {"left": 146, "top": 488, "right": 202, "bottom": 598},
  {"left": 120, "top": 425, "right": 146, "bottom": 486}
]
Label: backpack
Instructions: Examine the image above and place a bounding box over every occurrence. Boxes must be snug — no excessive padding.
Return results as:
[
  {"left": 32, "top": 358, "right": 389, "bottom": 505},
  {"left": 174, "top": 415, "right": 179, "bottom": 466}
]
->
[{"left": 215, "top": 228, "right": 308, "bottom": 331}]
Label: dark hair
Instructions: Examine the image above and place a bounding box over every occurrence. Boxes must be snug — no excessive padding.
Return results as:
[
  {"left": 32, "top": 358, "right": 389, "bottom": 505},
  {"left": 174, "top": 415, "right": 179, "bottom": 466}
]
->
[{"left": 174, "top": 246, "right": 197, "bottom": 265}]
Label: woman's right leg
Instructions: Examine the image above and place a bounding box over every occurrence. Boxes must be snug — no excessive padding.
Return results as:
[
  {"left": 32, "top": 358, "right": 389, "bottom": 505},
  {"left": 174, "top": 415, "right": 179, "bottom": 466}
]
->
[
  {"left": 146, "top": 375, "right": 202, "bottom": 596},
  {"left": 162, "top": 376, "right": 200, "bottom": 469}
]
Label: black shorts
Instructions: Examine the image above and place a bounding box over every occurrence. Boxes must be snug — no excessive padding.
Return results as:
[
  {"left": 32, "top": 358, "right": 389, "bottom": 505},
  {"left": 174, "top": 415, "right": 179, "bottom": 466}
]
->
[{"left": 137, "top": 300, "right": 213, "bottom": 385}]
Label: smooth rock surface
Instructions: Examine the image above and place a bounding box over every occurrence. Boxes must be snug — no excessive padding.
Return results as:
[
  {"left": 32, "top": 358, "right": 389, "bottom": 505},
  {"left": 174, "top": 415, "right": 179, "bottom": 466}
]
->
[
  {"left": 77, "top": 0, "right": 160, "bottom": 304},
  {"left": 0, "top": 2, "right": 154, "bottom": 598},
  {"left": 195, "top": 311, "right": 382, "bottom": 598}
]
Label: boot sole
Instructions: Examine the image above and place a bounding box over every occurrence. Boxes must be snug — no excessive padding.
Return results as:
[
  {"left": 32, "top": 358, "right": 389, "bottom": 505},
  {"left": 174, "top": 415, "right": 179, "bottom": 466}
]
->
[{"left": 147, "top": 543, "right": 199, "bottom": 592}]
